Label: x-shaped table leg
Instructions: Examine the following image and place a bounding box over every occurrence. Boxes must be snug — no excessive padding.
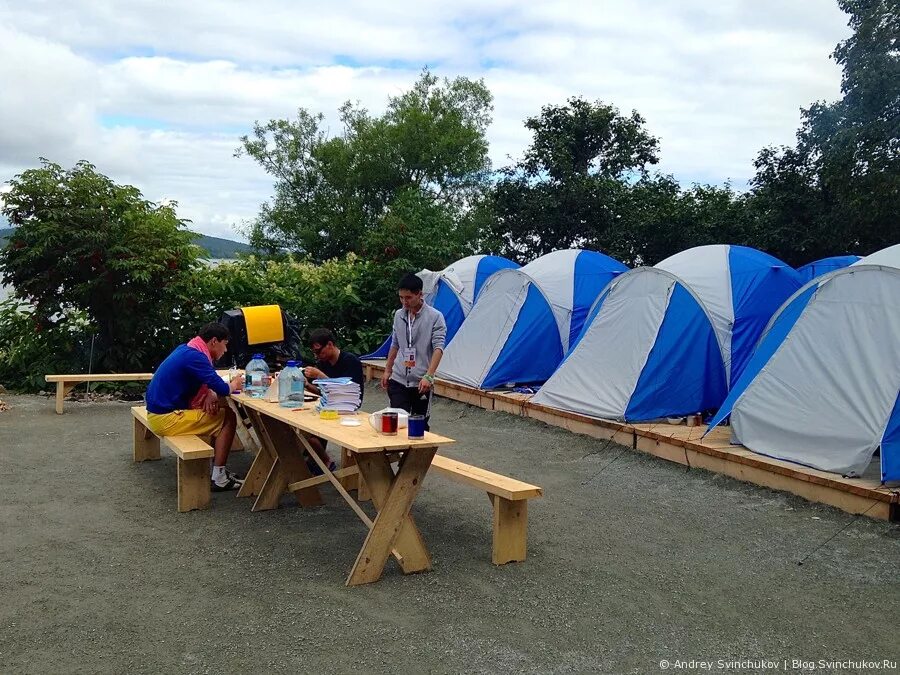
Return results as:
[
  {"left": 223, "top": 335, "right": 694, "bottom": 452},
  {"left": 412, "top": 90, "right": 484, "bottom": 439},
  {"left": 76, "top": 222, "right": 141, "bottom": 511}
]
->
[
  {"left": 236, "top": 408, "right": 274, "bottom": 499},
  {"left": 244, "top": 411, "right": 324, "bottom": 510},
  {"left": 346, "top": 447, "right": 436, "bottom": 586}
]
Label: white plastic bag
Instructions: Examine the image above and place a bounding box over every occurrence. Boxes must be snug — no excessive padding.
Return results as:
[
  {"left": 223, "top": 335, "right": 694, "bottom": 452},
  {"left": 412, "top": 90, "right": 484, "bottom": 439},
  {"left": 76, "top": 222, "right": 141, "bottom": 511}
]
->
[
  {"left": 369, "top": 407, "right": 409, "bottom": 431},
  {"left": 264, "top": 373, "right": 280, "bottom": 403}
]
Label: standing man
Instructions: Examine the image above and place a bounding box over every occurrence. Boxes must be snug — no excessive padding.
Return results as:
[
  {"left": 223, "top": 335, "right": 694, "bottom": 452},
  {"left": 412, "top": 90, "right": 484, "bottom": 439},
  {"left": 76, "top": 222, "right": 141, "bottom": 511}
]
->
[
  {"left": 380, "top": 273, "right": 447, "bottom": 431},
  {"left": 146, "top": 322, "right": 245, "bottom": 491}
]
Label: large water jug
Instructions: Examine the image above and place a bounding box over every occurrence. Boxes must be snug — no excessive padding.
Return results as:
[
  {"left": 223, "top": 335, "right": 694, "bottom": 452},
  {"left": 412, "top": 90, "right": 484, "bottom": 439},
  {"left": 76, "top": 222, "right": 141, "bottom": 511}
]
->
[
  {"left": 244, "top": 354, "right": 270, "bottom": 397},
  {"left": 278, "top": 360, "right": 305, "bottom": 408}
]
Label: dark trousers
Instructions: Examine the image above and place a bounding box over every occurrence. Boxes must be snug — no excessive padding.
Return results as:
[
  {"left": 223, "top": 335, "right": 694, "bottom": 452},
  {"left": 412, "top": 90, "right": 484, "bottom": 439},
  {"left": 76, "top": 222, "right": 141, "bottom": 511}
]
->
[{"left": 387, "top": 379, "right": 433, "bottom": 431}]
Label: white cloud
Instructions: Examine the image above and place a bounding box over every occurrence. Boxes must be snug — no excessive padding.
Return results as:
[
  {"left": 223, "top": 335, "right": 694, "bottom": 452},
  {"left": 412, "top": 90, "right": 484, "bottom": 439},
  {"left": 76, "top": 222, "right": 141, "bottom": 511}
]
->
[{"left": 0, "top": 0, "right": 851, "bottom": 240}]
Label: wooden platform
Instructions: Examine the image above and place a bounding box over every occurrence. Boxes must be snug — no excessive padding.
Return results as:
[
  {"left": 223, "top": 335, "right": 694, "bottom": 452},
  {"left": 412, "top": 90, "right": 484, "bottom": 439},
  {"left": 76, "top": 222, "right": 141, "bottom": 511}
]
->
[{"left": 364, "top": 361, "right": 900, "bottom": 522}]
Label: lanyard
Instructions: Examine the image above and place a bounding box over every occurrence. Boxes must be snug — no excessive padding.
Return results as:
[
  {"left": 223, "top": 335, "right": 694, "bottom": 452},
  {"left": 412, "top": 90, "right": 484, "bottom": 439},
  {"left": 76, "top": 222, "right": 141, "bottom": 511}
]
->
[{"left": 405, "top": 310, "right": 416, "bottom": 349}]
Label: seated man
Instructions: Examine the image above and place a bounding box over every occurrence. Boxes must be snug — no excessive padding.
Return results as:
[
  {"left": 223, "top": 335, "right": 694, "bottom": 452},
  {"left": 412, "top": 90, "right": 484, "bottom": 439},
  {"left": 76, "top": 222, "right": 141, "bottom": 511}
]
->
[
  {"left": 303, "top": 328, "right": 365, "bottom": 398},
  {"left": 301, "top": 328, "right": 365, "bottom": 474},
  {"left": 146, "top": 322, "right": 245, "bottom": 491}
]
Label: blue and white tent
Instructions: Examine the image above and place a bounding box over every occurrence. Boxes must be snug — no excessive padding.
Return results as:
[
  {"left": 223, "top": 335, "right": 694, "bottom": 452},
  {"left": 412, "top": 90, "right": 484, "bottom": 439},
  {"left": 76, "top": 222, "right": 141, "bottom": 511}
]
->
[
  {"left": 523, "top": 249, "right": 628, "bottom": 348},
  {"left": 796, "top": 255, "right": 860, "bottom": 283},
  {"left": 363, "top": 254, "right": 518, "bottom": 359},
  {"left": 532, "top": 245, "right": 802, "bottom": 421},
  {"left": 707, "top": 244, "right": 900, "bottom": 482},
  {"left": 437, "top": 249, "right": 627, "bottom": 388}
]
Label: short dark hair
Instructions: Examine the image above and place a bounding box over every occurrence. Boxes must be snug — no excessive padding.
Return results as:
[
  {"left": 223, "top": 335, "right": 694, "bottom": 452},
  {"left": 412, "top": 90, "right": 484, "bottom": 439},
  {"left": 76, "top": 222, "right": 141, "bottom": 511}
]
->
[
  {"left": 199, "top": 322, "right": 230, "bottom": 342},
  {"left": 309, "top": 327, "right": 336, "bottom": 347},
  {"left": 398, "top": 273, "right": 423, "bottom": 293}
]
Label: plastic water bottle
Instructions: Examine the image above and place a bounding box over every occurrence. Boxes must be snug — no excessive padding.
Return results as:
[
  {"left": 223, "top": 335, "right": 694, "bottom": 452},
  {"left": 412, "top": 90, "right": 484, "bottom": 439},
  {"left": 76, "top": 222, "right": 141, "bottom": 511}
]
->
[
  {"left": 244, "top": 354, "right": 270, "bottom": 397},
  {"left": 278, "top": 360, "right": 305, "bottom": 408}
]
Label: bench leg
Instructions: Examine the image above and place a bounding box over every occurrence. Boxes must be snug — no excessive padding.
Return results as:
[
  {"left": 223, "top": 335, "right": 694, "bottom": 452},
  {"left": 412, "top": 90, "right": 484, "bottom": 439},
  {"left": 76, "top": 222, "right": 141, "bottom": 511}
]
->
[
  {"left": 133, "top": 418, "right": 160, "bottom": 462},
  {"left": 177, "top": 458, "right": 211, "bottom": 512},
  {"left": 55, "top": 381, "right": 76, "bottom": 414},
  {"left": 490, "top": 495, "right": 528, "bottom": 565}
]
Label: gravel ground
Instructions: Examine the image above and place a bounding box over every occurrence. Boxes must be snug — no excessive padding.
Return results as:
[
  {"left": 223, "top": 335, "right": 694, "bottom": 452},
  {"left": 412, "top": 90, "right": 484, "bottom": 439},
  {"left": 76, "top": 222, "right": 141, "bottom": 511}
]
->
[{"left": 1, "top": 384, "right": 898, "bottom": 674}]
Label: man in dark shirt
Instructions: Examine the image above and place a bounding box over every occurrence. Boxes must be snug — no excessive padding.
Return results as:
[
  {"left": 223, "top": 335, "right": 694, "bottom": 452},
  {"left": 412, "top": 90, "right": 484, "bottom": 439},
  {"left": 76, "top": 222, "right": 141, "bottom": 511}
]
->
[
  {"left": 301, "top": 328, "right": 365, "bottom": 474},
  {"left": 303, "top": 328, "right": 365, "bottom": 402}
]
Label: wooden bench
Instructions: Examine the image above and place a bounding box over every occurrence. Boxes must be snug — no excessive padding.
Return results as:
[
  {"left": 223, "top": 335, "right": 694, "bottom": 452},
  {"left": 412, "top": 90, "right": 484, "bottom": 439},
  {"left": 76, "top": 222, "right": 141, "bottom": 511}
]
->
[
  {"left": 430, "top": 455, "right": 543, "bottom": 565},
  {"left": 131, "top": 405, "right": 215, "bottom": 512},
  {"left": 47, "top": 373, "right": 153, "bottom": 414},
  {"left": 289, "top": 453, "right": 543, "bottom": 565}
]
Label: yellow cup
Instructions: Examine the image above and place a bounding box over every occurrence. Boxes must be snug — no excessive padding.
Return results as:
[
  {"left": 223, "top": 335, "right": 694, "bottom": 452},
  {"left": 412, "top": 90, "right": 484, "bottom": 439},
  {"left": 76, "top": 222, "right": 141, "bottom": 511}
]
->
[{"left": 319, "top": 408, "right": 339, "bottom": 420}]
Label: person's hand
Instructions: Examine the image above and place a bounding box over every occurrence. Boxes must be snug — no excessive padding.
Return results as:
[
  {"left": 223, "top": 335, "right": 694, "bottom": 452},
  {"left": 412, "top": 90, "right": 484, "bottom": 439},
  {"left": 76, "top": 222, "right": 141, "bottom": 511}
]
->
[
  {"left": 418, "top": 377, "right": 433, "bottom": 394},
  {"left": 380, "top": 371, "right": 390, "bottom": 389},
  {"left": 304, "top": 366, "right": 326, "bottom": 381},
  {"left": 229, "top": 375, "right": 243, "bottom": 392},
  {"left": 202, "top": 389, "right": 219, "bottom": 415}
]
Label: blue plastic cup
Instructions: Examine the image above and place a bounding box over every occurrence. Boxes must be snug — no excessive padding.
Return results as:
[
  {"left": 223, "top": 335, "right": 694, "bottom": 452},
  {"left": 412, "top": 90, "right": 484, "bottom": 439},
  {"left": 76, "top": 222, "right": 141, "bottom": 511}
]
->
[{"left": 408, "top": 415, "right": 426, "bottom": 439}]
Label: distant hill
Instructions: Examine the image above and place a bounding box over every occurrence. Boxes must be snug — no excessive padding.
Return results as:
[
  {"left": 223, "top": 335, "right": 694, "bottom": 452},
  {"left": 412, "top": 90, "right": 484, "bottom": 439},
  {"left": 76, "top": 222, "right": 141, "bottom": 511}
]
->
[
  {"left": 194, "top": 234, "right": 254, "bottom": 259},
  {"left": 0, "top": 227, "right": 253, "bottom": 259}
]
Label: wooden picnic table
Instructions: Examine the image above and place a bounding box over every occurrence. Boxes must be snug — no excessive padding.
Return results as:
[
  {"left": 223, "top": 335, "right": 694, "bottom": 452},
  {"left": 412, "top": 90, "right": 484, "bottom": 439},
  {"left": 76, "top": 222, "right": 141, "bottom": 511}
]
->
[{"left": 231, "top": 393, "right": 455, "bottom": 586}]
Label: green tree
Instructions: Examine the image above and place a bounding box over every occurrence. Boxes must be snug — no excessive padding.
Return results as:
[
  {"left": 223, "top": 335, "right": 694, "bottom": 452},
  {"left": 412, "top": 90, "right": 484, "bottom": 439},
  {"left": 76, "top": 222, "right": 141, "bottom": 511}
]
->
[
  {"left": 0, "top": 160, "right": 204, "bottom": 372},
  {"left": 617, "top": 178, "right": 753, "bottom": 266},
  {"left": 521, "top": 97, "right": 660, "bottom": 181},
  {"left": 748, "top": 0, "right": 900, "bottom": 265},
  {"left": 487, "top": 97, "right": 661, "bottom": 262},
  {"left": 237, "top": 69, "right": 493, "bottom": 266}
]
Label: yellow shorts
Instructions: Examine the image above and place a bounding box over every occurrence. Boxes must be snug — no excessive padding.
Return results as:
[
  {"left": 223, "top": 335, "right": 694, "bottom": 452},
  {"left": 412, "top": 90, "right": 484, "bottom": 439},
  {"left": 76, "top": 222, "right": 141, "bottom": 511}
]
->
[{"left": 147, "top": 409, "right": 226, "bottom": 437}]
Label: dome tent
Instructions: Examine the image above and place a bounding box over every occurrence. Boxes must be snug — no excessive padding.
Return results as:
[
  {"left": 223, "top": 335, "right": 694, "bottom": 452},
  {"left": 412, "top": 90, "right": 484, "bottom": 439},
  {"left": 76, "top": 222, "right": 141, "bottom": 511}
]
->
[
  {"left": 436, "top": 249, "right": 627, "bottom": 389},
  {"left": 707, "top": 244, "right": 900, "bottom": 482},
  {"left": 532, "top": 245, "right": 802, "bottom": 422},
  {"left": 442, "top": 254, "right": 520, "bottom": 306},
  {"left": 521, "top": 249, "right": 628, "bottom": 349},
  {"left": 796, "top": 255, "right": 860, "bottom": 283},
  {"left": 363, "top": 254, "right": 518, "bottom": 359}
]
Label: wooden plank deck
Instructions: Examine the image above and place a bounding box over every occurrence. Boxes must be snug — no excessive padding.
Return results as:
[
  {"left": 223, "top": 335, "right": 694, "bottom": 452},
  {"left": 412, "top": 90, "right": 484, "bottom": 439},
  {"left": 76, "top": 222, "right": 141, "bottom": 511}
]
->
[{"left": 363, "top": 360, "right": 899, "bottom": 522}]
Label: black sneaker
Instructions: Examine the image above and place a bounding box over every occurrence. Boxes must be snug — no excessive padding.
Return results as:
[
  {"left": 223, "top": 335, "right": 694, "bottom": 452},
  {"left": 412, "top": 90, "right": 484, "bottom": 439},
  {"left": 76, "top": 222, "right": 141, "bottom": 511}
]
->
[
  {"left": 211, "top": 475, "right": 243, "bottom": 492},
  {"left": 306, "top": 456, "right": 323, "bottom": 476},
  {"left": 224, "top": 468, "right": 244, "bottom": 482}
]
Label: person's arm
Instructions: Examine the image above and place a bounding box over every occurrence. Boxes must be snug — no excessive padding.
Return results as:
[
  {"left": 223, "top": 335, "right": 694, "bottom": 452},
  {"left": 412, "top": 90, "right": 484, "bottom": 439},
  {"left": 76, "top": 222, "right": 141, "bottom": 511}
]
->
[
  {"left": 185, "top": 352, "right": 231, "bottom": 396},
  {"left": 418, "top": 348, "right": 444, "bottom": 394},
  {"left": 350, "top": 355, "right": 365, "bottom": 391},
  {"left": 382, "top": 345, "right": 399, "bottom": 389}
]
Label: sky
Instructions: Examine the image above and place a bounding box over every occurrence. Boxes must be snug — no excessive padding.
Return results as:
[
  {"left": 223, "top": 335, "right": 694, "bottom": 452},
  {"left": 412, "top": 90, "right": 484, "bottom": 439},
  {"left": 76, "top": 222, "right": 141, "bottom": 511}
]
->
[{"left": 0, "top": 1, "right": 851, "bottom": 241}]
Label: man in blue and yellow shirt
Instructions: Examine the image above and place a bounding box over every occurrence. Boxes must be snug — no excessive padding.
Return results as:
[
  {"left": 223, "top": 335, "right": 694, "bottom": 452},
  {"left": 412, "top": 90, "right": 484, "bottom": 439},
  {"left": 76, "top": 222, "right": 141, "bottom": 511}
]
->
[{"left": 146, "top": 322, "right": 244, "bottom": 491}]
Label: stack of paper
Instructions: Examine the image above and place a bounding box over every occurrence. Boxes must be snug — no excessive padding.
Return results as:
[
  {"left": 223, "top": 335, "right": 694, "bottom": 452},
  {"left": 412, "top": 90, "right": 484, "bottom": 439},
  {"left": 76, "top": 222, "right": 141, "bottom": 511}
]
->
[{"left": 313, "top": 377, "right": 361, "bottom": 413}]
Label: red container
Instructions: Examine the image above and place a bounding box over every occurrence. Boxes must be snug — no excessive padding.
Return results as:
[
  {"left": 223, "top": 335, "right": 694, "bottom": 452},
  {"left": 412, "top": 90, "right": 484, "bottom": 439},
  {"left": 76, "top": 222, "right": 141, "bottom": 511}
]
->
[{"left": 381, "top": 411, "right": 399, "bottom": 435}]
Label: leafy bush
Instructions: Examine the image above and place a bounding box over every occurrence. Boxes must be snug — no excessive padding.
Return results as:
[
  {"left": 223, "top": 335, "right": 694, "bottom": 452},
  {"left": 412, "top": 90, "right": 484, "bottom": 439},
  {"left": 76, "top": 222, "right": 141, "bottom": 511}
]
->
[
  {"left": 0, "top": 300, "right": 93, "bottom": 391},
  {"left": 195, "top": 254, "right": 399, "bottom": 358}
]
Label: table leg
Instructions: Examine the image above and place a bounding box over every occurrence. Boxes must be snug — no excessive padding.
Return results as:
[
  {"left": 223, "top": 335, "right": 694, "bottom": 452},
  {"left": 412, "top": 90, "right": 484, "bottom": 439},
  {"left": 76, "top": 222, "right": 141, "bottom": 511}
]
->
[
  {"left": 227, "top": 398, "right": 261, "bottom": 454},
  {"left": 237, "top": 436, "right": 274, "bottom": 498},
  {"left": 338, "top": 447, "right": 359, "bottom": 492},
  {"left": 250, "top": 414, "right": 323, "bottom": 511},
  {"left": 346, "top": 447, "right": 436, "bottom": 586},
  {"left": 237, "top": 408, "right": 275, "bottom": 498}
]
